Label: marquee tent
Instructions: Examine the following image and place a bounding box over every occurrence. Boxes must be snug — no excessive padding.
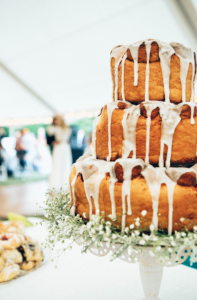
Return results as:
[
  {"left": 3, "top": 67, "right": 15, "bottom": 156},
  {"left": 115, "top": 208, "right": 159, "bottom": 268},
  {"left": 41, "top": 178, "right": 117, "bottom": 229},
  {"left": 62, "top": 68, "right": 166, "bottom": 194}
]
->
[{"left": 0, "top": 0, "right": 196, "bottom": 121}]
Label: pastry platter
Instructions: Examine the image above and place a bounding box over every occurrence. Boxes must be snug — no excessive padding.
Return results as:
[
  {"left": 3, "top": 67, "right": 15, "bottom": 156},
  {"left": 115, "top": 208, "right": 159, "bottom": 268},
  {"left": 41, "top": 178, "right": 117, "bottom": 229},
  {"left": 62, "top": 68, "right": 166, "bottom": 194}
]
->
[
  {"left": 0, "top": 247, "right": 51, "bottom": 285},
  {"left": 0, "top": 218, "right": 51, "bottom": 284}
]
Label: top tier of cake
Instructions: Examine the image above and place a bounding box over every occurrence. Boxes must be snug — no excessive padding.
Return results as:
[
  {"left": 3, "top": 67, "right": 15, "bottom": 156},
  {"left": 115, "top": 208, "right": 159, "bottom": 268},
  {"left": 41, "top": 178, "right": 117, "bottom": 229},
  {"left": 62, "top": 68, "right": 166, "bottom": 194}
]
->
[{"left": 111, "top": 39, "right": 196, "bottom": 103}]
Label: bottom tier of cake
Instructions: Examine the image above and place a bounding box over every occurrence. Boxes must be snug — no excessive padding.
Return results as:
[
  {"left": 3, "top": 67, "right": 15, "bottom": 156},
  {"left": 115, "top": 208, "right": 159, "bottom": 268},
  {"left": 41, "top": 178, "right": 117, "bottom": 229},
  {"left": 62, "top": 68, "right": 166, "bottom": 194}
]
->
[{"left": 69, "top": 154, "right": 197, "bottom": 234}]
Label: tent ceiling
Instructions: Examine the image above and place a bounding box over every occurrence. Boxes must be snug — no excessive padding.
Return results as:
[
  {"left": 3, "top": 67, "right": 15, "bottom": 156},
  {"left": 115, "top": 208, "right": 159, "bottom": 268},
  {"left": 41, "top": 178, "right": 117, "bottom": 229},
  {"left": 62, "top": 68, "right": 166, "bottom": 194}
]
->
[{"left": 0, "top": 0, "right": 196, "bottom": 119}]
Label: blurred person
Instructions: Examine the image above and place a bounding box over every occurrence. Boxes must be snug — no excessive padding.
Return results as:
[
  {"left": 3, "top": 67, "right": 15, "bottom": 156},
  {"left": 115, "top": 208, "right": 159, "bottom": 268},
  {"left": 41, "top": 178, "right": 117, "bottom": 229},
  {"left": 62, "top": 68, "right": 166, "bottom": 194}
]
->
[
  {"left": 15, "top": 129, "right": 36, "bottom": 172},
  {"left": 34, "top": 127, "right": 52, "bottom": 174},
  {"left": 0, "top": 141, "right": 7, "bottom": 181},
  {"left": 21, "top": 128, "right": 36, "bottom": 168},
  {"left": 0, "top": 141, "right": 5, "bottom": 165},
  {"left": 84, "top": 132, "right": 92, "bottom": 154},
  {"left": 47, "top": 115, "right": 72, "bottom": 191},
  {"left": 70, "top": 125, "right": 85, "bottom": 163},
  {"left": 1, "top": 136, "right": 17, "bottom": 176},
  {"left": 0, "top": 127, "right": 6, "bottom": 140},
  {"left": 15, "top": 130, "right": 27, "bottom": 171}
]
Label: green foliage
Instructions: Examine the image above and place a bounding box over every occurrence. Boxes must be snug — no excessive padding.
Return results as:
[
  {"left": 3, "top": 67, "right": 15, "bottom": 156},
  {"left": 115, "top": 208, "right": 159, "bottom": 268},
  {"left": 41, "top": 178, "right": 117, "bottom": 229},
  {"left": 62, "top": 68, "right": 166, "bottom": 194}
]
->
[{"left": 40, "top": 190, "right": 197, "bottom": 264}]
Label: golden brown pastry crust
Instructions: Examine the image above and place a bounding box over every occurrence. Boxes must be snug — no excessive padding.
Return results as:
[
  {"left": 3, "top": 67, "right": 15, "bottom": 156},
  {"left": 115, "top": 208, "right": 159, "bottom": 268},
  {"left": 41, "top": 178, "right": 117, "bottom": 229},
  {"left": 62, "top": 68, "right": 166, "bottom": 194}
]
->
[
  {"left": 1, "top": 249, "right": 23, "bottom": 264},
  {"left": 0, "top": 261, "right": 20, "bottom": 282},
  {"left": 0, "top": 233, "right": 25, "bottom": 250},
  {"left": 20, "top": 261, "right": 36, "bottom": 271},
  {"left": 0, "top": 221, "right": 25, "bottom": 235},
  {"left": 18, "top": 240, "right": 43, "bottom": 262},
  {"left": 69, "top": 164, "right": 197, "bottom": 232},
  {"left": 95, "top": 104, "right": 197, "bottom": 166},
  {"left": 0, "top": 257, "right": 4, "bottom": 273},
  {"left": 111, "top": 43, "right": 196, "bottom": 104}
]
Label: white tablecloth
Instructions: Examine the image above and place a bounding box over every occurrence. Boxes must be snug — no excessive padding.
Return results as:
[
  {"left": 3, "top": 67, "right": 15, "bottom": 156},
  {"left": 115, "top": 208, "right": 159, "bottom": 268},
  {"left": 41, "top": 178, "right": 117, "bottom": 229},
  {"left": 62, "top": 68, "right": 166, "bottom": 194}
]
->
[{"left": 0, "top": 218, "right": 197, "bottom": 300}]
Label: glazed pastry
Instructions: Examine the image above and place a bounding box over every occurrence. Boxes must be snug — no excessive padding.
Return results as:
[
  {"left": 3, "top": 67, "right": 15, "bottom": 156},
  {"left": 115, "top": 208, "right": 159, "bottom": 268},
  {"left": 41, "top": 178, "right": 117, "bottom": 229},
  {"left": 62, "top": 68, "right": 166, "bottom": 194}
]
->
[
  {"left": 94, "top": 102, "right": 197, "bottom": 166},
  {"left": 0, "top": 233, "right": 25, "bottom": 250},
  {"left": 1, "top": 249, "right": 23, "bottom": 264},
  {"left": 69, "top": 38, "right": 197, "bottom": 233},
  {"left": 0, "top": 221, "right": 25, "bottom": 235},
  {"left": 0, "top": 261, "right": 20, "bottom": 282},
  {"left": 18, "top": 240, "right": 43, "bottom": 262},
  {"left": 111, "top": 39, "right": 196, "bottom": 103},
  {"left": 0, "top": 257, "right": 4, "bottom": 273},
  {"left": 70, "top": 156, "right": 197, "bottom": 234},
  {"left": 20, "top": 261, "right": 36, "bottom": 271}
]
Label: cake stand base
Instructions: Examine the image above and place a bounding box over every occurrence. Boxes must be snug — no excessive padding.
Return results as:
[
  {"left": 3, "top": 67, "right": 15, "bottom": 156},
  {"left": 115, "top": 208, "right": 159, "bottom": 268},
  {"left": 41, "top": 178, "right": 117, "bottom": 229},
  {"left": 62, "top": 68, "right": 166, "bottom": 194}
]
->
[
  {"left": 76, "top": 238, "right": 197, "bottom": 300},
  {"left": 140, "top": 253, "right": 163, "bottom": 300}
]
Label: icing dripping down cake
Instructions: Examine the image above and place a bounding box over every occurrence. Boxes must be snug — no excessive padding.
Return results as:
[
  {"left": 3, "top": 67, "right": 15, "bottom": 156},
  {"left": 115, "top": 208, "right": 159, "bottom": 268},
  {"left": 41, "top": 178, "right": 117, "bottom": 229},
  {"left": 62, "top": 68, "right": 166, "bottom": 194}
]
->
[{"left": 69, "top": 39, "right": 197, "bottom": 234}]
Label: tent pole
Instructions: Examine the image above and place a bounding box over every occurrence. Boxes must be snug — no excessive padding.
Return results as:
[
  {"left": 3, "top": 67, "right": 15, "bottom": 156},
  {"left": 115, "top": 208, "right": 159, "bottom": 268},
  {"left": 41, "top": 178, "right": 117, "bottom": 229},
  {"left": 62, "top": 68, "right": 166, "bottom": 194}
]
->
[
  {"left": 0, "top": 61, "right": 57, "bottom": 114},
  {"left": 165, "top": 0, "right": 197, "bottom": 52}
]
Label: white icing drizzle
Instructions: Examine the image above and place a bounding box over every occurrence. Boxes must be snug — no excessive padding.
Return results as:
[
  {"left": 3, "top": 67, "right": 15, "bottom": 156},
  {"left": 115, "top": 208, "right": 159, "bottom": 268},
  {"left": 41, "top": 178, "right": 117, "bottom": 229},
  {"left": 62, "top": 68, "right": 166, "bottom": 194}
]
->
[
  {"left": 143, "top": 102, "right": 159, "bottom": 164},
  {"left": 71, "top": 157, "right": 115, "bottom": 219},
  {"left": 145, "top": 41, "right": 152, "bottom": 102},
  {"left": 93, "top": 101, "right": 196, "bottom": 169},
  {"left": 82, "top": 160, "right": 107, "bottom": 217},
  {"left": 145, "top": 109, "right": 151, "bottom": 164},
  {"left": 110, "top": 39, "right": 195, "bottom": 103},
  {"left": 70, "top": 155, "right": 197, "bottom": 234},
  {"left": 158, "top": 42, "right": 175, "bottom": 103},
  {"left": 158, "top": 103, "right": 181, "bottom": 168},
  {"left": 2, "top": 262, "right": 20, "bottom": 280},
  {"left": 166, "top": 167, "right": 196, "bottom": 182},
  {"left": 188, "top": 102, "right": 195, "bottom": 124},
  {"left": 70, "top": 155, "right": 92, "bottom": 216},
  {"left": 122, "top": 105, "right": 140, "bottom": 159},
  {"left": 180, "top": 59, "right": 190, "bottom": 102},
  {"left": 191, "top": 163, "right": 197, "bottom": 174},
  {"left": 106, "top": 103, "right": 118, "bottom": 161},
  {"left": 92, "top": 115, "right": 101, "bottom": 159},
  {"left": 121, "top": 53, "right": 127, "bottom": 101},
  {"left": 106, "top": 164, "right": 117, "bottom": 219},
  {"left": 129, "top": 44, "right": 139, "bottom": 86},
  {"left": 170, "top": 42, "right": 195, "bottom": 102},
  {"left": 111, "top": 45, "right": 127, "bottom": 101},
  {"left": 116, "top": 158, "right": 144, "bottom": 232},
  {"left": 142, "top": 165, "right": 176, "bottom": 234}
]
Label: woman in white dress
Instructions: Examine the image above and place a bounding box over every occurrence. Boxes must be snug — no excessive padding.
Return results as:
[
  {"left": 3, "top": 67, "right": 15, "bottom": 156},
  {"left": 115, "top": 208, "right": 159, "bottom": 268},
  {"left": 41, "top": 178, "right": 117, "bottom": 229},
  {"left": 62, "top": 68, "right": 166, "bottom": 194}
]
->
[{"left": 47, "top": 115, "right": 72, "bottom": 191}]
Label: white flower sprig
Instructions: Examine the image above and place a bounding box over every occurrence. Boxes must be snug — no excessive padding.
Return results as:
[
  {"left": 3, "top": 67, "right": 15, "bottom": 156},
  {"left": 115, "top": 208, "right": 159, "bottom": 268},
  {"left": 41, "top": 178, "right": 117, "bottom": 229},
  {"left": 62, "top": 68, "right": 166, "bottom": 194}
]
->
[{"left": 39, "top": 189, "right": 197, "bottom": 264}]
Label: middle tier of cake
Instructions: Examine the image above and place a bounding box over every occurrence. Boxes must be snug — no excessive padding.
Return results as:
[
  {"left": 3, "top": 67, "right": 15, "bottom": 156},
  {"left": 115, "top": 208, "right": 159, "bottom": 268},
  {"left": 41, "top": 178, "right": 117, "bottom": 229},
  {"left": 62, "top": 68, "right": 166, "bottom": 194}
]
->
[
  {"left": 93, "top": 101, "right": 197, "bottom": 167},
  {"left": 69, "top": 155, "right": 197, "bottom": 235}
]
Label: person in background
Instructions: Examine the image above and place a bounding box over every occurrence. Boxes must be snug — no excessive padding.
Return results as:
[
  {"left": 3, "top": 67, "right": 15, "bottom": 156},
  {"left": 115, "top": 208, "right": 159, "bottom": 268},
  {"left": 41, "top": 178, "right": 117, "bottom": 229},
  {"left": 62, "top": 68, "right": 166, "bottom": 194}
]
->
[
  {"left": 16, "top": 128, "right": 36, "bottom": 171},
  {"left": 34, "top": 127, "right": 52, "bottom": 174},
  {"left": 0, "top": 128, "right": 6, "bottom": 141},
  {"left": 47, "top": 115, "right": 72, "bottom": 191},
  {"left": 84, "top": 132, "right": 92, "bottom": 154},
  {"left": 0, "top": 141, "right": 5, "bottom": 166},
  {"left": 15, "top": 130, "right": 27, "bottom": 171}
]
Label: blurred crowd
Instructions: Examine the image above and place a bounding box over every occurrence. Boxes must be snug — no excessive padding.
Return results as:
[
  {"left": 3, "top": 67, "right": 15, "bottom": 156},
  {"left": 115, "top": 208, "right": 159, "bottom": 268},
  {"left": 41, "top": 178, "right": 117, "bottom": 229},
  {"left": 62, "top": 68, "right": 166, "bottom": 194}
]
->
[{"left": 0, "top": 124, "right": 92, "bottom": 182}]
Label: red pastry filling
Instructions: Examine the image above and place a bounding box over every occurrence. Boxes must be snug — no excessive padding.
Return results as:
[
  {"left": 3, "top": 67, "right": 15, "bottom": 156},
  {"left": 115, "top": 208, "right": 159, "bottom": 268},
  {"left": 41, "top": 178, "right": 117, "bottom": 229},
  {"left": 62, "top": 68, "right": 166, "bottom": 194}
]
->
[{"left": 1, "top": 235, "right": 8, "bottom": 240}]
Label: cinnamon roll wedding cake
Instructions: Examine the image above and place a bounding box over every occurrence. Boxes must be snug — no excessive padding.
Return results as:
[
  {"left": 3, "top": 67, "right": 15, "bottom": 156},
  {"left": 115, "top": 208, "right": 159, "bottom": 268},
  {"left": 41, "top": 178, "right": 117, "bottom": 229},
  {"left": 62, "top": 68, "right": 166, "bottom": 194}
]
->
[{"left": 70, "top": 39, "right": 197, "bottom": 234}]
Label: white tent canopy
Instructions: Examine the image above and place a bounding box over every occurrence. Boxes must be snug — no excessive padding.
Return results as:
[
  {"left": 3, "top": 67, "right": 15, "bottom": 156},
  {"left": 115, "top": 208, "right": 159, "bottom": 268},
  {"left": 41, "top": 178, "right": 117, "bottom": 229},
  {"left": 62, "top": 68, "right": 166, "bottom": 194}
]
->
[{"left": 0, "top": 0, "right": 196, "bottom": 120}]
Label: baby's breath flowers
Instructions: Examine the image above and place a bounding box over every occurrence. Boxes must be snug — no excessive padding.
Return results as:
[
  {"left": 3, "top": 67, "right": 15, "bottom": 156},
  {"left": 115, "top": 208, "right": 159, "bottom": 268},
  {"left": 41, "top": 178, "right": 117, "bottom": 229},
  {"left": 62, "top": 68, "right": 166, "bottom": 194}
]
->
[
  {"left": 141, "top": 210, "right": 147, "bottom": 217},
  {"left": 40, "top": 189, "right": 197, "bottom": 264}
]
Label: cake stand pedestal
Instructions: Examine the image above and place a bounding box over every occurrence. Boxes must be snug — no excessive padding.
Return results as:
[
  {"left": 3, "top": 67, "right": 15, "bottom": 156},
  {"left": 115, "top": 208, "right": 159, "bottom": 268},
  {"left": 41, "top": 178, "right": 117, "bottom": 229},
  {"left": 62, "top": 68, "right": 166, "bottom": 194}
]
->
[
  {"left": 76, "top": 238, "right": 196, "bottom": 300},
  {"left": 140, "top": 253, "right": 163, "bottom": 300}
]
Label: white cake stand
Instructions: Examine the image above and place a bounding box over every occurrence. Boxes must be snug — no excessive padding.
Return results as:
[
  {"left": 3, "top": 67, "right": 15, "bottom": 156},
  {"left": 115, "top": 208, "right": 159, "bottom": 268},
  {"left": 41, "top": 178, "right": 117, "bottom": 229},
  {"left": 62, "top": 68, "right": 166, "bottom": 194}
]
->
[{"left": 76, "top": 238, "right": 197, "bottom": 300}]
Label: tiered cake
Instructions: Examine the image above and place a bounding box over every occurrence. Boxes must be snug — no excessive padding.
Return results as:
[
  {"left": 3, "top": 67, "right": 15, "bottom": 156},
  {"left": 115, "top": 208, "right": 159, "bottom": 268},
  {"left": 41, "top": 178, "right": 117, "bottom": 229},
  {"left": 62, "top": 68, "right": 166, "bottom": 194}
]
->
[{"left": 70, "top": 39, "right": 197, "bottom": 235}]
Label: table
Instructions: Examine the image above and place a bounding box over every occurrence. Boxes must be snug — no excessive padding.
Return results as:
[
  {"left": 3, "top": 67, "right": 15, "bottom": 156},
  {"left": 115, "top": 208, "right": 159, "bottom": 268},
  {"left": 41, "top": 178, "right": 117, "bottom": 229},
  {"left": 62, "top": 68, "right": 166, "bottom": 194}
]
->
[{"left": 0, "top": 218, "right": 197, "bottom": 300}]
